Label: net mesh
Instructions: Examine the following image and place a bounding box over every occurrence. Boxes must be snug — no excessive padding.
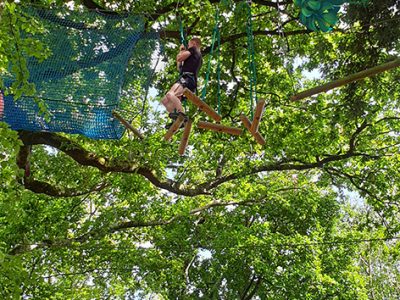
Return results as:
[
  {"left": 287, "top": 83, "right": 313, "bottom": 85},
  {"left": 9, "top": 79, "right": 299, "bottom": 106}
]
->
[{"left": 1, "top": 7, "right": 159, "bottom": 139}]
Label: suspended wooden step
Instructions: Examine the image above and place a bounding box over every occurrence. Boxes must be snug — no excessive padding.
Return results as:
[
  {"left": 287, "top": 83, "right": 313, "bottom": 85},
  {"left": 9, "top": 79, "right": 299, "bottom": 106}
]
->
[
  {"left": 183, "top": 88, "right": 222, "bottom": 122},
  {"left": 291, "top": 58, "right": 400, "bottom": 101},
  {"left": 164, "top": 114, "right": 185, "bottom": 141},
  {"left": 198, "top": 121, "right": 242, "bottom": 136},
  {"left": 112, "top": 111, "right": 144, "bottom": 139},
  {"left": 250, "top": 100, "right": 266, "bottom": 133},
  {"left": 178, "top": 119, "right": 193, "bottom": 156},
  {"left": 240, "top": 114, "right": 266, "bottom": 145}
]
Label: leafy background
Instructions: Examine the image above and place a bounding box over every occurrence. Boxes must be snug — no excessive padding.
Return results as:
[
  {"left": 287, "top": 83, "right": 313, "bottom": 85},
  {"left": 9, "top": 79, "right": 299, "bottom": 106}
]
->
[{"left": 1, "top": 0, "right": 400, "bottom": 298}]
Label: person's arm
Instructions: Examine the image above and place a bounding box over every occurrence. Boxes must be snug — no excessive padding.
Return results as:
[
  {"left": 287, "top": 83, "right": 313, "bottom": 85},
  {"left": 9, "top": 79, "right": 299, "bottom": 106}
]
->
[
  {"left": 177, "top": 50, "right": 191, "bottom": 62},
  {"left": 177, "top": 45, "right": 192, "bottom": 62}
]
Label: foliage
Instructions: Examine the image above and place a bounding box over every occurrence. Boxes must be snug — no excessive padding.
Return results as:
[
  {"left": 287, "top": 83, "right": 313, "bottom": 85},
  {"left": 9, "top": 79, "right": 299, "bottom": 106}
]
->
[
  {"left": 0, "top": 2, "right": 50, "bottom": 98},
  {"left": 0, "top": 0, "right": 400, "bottom": 299}
]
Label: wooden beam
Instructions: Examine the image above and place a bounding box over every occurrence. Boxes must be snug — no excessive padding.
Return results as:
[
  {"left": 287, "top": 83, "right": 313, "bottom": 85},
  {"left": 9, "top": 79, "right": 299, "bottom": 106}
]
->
[
  {"left": 240, "top": 114, "right": 266, "bottom": 145},
  {"left": 198, "top": 121, "right": 242, "bottom": 136},
  {"left": 291, "top": 58, "right": 400, "bottom": 101},
  {"left": 183, "top": 88, "right": 222, "bottom": 122},
  {"left": 178, "top": 119, "right": 193, "bottom": 156},
  {"left": 164, "top": 114, "right": 185, "bottom": 141},
  {"left": 112, "top": 111, "right": 144, "bottom": 139},
  {"left": 250, "top": 100, "right": 266, "bottom": 133}
]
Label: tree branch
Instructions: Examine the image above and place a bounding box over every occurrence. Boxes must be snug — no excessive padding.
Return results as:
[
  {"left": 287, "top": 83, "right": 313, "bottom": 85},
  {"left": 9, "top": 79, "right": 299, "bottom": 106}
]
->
[
  {"left": 245, "top": 276, "right": 263, "bottom": 300},
  {"left": 18, "top": 126, "right": 383, "bottom": 199},
  {"left": 209, "top": 0, "right": 291, "bottom": 8},
  {"left": 9, "top": 196, "right": 268, "bottom": 255},
  {"left": 201, "top": 29, "right": 312, "bottom": 54},
  {"left": 24, "top": 178, "right": 108, "bottom": 197},
  {"left": 18, "top": 131, "right": 210, "bottom": 197}
]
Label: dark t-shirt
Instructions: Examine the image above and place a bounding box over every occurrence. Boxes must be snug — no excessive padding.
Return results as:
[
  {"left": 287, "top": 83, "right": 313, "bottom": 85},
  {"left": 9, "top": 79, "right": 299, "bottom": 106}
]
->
[{"left": 181, "top": 47, "right": 202, "bottom": 81}]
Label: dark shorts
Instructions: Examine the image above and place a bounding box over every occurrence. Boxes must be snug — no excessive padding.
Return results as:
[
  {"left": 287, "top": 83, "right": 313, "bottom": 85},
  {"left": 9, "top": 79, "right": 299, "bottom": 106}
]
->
[{"left": 176, "top": 73, "right": 196, "bottom": 93}]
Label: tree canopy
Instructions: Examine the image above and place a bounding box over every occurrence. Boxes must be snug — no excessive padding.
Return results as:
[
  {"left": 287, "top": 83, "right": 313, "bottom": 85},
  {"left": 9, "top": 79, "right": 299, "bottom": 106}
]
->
[{"left": 1, "top": 0, "right": 400, "bottom": 298}]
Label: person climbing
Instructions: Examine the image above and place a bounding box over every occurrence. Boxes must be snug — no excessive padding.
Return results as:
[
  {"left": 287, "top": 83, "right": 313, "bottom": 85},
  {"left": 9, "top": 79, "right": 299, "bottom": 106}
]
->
[{"left": 161, "top": 37, "right": 202, "bottom": 127}]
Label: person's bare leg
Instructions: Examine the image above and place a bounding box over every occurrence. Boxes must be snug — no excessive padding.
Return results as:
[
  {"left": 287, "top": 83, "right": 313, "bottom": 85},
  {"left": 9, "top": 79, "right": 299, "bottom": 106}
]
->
[
  {"left": 161, "top": 96, "right": 176, "bottom": 113},
  {"left": 161, "top": 83, "right": 185, "bottom": 113},
  {"left": 170, "top": 83, "right": 185, "bottom": 112}
]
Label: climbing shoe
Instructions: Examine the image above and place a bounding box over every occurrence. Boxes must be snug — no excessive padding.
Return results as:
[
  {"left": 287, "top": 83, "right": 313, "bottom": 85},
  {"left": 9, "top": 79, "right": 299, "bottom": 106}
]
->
[{"left": 165, "top": 112, "right": 188, "bottom": 129}]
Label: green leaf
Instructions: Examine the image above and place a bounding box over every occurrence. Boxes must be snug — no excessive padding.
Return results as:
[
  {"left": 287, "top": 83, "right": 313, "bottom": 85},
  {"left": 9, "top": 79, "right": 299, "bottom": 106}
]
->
[
  {"left": 301, "top": 7, "right": 314, "bottom": 17},
  {"left": 317, "top": 18, "right": 332, "bottom": 32},
  {"left": 322, "top": 11, "right": 339, "bottom": 25},
  {"left": 308, "top": 0, "right": 321, "bottom": 11}
]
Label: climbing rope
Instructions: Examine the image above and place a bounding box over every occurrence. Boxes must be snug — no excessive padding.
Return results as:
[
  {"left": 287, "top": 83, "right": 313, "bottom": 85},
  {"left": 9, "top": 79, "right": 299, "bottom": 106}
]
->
[
  {"left": 216, "top": 24, "right": 221, "bottom": 114},
  {"left": 179, "top": 15, "right": 188, "bottom": 48},
  {"left": 178, "top": 14, "right": 189, "bottom": 109},
  {"left": 201, "top": 8, "right": 221, "bottom": 115}
]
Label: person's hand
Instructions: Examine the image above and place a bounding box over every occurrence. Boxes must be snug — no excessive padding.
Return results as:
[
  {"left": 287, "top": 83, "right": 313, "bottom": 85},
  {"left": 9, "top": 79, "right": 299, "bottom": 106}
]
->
[{"left": 180, "top": 44, "right": 186, "bottom": 51}]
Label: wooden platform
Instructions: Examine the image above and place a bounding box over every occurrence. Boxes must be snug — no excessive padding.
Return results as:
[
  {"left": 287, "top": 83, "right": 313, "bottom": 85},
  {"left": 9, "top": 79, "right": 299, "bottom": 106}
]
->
[
  {"left": 183, "top": 89, "right": 222, "bottom": 122},
  {"left": 178, "top": 119, "right": 193, "bottom": 156},
  {"left": 250, "top": 100, "right": 266, "bottom": 133},
  {"left": 198, "top": 121, "right": 242, "bottom": 136},
  {"left": 164, "top": 114, "right": 185, "bottom": 141},
  {"left": 240, "top": 114, "right": 266, "bottom": 145}
]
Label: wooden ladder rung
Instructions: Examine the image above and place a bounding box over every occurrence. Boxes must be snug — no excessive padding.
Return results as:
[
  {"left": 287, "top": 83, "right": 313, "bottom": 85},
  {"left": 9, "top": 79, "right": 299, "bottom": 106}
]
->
[
  {"left": 240, "top": 114, "right": 266, "bottom": 145},
  {"left": 198, "top": 121, "right": 242, "bottom": 136},
  {"left": 178, "top": 119, "right": 193, "bottom": 156},
  {"left": 164, "top": 114, "right": 185, "bottom": 141},
  {"left": 250, "top": 100, "right": 266, "bottom": 133},
  {"left": 183, "top": 88, "right": 222, "bottom": 122},
  {"left": 112, "top": 111, "right": 144, "bottom": 139}
]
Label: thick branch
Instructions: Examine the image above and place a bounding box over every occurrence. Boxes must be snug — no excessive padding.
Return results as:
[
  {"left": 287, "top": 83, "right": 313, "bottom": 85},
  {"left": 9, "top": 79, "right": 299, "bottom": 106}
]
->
[
  {"left": 24, "top": 178, "right": 108, "bottom": 197},
  {"left": 18, "top": 126, "right": 382, "bottom": 198},
  {"left": 201, "top": 29, "right": 311, "bottom": 54},
  {"left": 160, "top": 29, "right": 311, "bottom": 54},
  {"left": 201, "top": 151, "right": 375, "bottom": 191},
  {"left": 18, "top": 131, "right": 210, "bottom": 197},
  {"left": 209, "top": 0, "right": 291, "bottom": 7}
]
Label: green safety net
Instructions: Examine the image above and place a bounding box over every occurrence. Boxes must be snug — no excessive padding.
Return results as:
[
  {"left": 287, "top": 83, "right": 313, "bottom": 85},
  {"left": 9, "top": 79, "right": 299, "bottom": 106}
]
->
[{"left": 1, "top": 7, "right": 159, "bottom": 139}]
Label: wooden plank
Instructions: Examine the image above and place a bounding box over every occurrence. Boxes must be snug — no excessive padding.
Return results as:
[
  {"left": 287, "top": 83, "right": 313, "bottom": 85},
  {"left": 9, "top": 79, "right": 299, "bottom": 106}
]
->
[
  {"left": 291, "top": 58, "right": 400, "bottom": 101},
  {"left": 198, "top": 121, "right": 242, "bottom": 136},
  {"left": 112, "top": 111, "right": 144, "bottom": 139},
  {"left": 240, "top": 114, "right": 266, "bottom": 145},
  {"left": 250, "top": 100, "right": 266, "bottom": 133},
  {"left": 183, "top": 88, "right": 222, "bottom": 122},
  {"left": 164, "top": 114, "right": 185, "bottom": 141},
  {"left": 178, "top": 119, "right": 193, "bottom": 156}
]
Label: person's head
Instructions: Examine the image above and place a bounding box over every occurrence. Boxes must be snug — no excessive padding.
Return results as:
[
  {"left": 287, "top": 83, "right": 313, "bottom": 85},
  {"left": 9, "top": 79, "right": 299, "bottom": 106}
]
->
[{"left": 188, "top": 37, "right": 201, "bottom": 49}]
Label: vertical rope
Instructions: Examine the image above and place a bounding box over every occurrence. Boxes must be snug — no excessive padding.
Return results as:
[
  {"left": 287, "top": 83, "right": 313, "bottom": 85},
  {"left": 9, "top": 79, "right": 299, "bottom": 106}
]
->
[
  {"left": 179, "top": 16, "right": 188, "bottom": 49},
  {"left": 201, "top": 10, "right": 219, "bottom": 102},
  {"left": 178, "top": 16, "right": 188, "bottom": 109}
]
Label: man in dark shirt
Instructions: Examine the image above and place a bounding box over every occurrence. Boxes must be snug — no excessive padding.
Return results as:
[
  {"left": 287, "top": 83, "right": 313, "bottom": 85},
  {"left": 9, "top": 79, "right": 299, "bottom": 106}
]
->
[{"left": 161, "top": 37, "right": 202, "bottom": 123}]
